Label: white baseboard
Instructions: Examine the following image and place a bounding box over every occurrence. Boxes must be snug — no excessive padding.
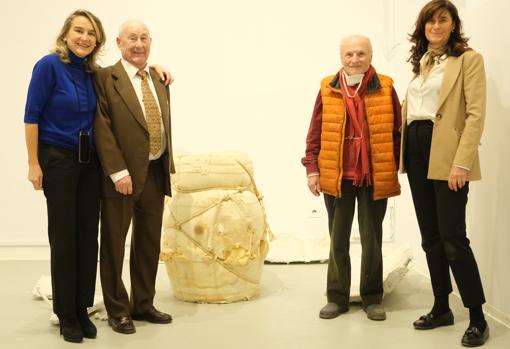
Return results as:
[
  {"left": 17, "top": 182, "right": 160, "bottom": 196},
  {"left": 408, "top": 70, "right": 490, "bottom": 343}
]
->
[
  {"left": 0, "top": 242, "right": 129, "bottom": 261},
  {"left": 485, "top": 303, "right": 510, "bottom": 328},
  {"left": 0, "top": 242, "right": 50, "bottom": 260}
]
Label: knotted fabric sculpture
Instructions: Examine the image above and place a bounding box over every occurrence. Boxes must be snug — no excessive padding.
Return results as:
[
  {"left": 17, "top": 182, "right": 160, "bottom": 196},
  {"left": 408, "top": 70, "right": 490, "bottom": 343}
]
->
[{"left": 160, "top": 152, "right": 272, "bottom": 303}]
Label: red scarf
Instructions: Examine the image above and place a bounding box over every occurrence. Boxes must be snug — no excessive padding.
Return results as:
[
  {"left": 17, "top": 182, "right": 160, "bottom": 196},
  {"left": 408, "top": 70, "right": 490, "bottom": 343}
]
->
[{"left": 339, "top": 65, "right": 376, "bottom": 187}]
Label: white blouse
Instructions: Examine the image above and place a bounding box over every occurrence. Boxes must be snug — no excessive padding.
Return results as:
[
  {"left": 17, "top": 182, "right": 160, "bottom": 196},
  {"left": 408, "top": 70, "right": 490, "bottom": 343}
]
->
[{"left": 406, "top": 54, "right": 448, "bottom": 125}]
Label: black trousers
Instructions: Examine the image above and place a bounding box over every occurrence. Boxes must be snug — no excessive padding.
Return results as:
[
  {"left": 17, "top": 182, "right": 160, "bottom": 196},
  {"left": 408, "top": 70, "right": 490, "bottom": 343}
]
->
[
  {"left": 39, "top": 144, "right": 100, "bottom": 317},
  {"left": 405, "top": 120, "right": 485, "bottom": 307},
  {"left": 324, "top": 181, "right": 387, "bottom": 307}
]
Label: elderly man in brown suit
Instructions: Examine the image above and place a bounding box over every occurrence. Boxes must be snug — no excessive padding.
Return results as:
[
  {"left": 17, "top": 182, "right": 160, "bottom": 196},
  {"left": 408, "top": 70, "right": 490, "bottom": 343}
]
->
[{"left": 94, "top": 20, "right": 175, "bottom": 334}]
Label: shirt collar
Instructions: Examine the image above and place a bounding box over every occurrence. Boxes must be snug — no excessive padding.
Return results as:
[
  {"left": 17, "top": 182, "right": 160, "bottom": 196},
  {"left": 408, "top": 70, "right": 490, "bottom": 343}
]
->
[
  {"left": 329, "top": 65, "right": 380, "bottom": 93},
  {"left": 121, "top": 59, "right": 151, "bottom": 80}
]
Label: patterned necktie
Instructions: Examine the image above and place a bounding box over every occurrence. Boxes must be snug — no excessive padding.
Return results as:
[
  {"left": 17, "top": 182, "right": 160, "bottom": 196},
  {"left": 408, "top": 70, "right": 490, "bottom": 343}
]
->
[{"left": 137, "top": 70, "right": 162, "bottom": 156}]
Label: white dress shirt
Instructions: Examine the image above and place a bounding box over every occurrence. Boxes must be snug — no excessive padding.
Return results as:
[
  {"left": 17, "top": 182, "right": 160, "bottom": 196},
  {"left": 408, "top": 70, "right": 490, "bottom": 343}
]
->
[
  {"left": 110, "top": 60, "right": 167, "bottom": 183},
  {"left": 406, "top": 54, "right": 448, "bottom": 125}
]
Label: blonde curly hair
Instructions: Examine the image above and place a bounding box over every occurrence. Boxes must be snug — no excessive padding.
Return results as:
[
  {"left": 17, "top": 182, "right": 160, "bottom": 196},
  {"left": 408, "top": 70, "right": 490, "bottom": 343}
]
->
[{"left": 52, "top": 9, "right": 106, "bottom": 72}]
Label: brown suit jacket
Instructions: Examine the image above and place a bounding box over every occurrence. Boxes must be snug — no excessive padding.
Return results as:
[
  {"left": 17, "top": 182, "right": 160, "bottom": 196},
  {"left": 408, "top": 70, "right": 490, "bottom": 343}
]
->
[
  {"left": 94, "top": 60, "right": 176, "bottom": 198},
  {"left": 400, "top": 50, "right": 486, "bottom": 181}
]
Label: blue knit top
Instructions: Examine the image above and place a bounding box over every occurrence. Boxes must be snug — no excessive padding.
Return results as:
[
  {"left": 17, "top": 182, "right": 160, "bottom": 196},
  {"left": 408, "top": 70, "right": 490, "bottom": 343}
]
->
[{"left": 24, "top": 51, "right": 96, "bottom": 151}]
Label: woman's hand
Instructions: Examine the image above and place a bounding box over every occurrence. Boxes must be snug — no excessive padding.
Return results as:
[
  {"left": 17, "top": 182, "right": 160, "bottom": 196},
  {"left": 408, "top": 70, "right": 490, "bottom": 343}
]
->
[
  {"left": 307, "top": 175, "right": 321, "bottom": 196},
  {"left": 448, "top": 166, "right": 468, "bottom": 191},
  {"left": 151, "top": 64, "right": 174, "bottom": 85},
  {"left": 28, "top": 163, "right": 43, "bottom": 190}
]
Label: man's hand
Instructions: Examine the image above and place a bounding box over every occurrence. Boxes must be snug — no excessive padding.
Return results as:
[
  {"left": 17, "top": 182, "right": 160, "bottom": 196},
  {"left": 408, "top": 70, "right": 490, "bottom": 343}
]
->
[
  {"left": 448, "top": 166, "right": 468, "bottom": 192},
  {"left": 28, "top": 164, "right": 43, "bottom": 190},
  {"left": 115, "top": 175, "right": 133, "bottom": 195},
  {"left": 307, "top": 175, "right": 321, "bottom": 196}
]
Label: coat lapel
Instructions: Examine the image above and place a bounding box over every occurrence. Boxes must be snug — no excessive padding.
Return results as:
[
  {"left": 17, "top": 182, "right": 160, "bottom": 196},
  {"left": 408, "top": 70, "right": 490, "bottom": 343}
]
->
[
  {"left": 437, "top": 55, "right": 463, "bottom": 111},
  {"left": 112, "top": 60, "right": 148, "bottom": 132}
]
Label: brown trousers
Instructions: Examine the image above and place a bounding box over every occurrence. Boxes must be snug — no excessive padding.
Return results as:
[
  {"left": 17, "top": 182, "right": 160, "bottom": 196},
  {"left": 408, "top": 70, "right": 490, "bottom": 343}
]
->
[{"left": 100, "top": 159, "right": 165, "bottom": 317}]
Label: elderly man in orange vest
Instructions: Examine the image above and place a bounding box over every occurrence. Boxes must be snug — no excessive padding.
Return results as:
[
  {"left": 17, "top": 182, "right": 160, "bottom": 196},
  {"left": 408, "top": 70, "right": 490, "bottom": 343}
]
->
[{"left": 302, "top": 35, "right": 401, "bottom": 321}]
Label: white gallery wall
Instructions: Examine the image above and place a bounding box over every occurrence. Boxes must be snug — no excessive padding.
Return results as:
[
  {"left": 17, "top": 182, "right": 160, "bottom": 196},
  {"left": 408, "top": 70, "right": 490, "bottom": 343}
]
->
[{"left": 1, "top": 0, "right": 508, "bottom": 324}]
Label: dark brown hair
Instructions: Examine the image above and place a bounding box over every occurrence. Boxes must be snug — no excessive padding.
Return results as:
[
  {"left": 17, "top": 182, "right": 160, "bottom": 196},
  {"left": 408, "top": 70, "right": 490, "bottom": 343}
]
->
[
  {"left": 408, "top": 0, "right": 470, "bottom": 74},
  {"left": 52, "top": 9, "right": 106, "bottom": 72}
]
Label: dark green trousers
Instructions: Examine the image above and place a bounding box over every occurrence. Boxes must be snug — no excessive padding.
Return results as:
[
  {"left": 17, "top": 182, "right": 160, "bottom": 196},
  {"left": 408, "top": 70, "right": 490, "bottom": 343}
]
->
[{"left": 324, "top": 180, "right": 387, "bottom": 307}]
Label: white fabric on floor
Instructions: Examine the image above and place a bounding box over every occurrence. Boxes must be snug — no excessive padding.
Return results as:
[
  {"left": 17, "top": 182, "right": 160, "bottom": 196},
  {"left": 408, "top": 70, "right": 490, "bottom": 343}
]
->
[
  {"left": 267, "top": 235, "right": 412, "bottom": 302},
  {"left": 31, "top": 275, "right": 106, "bottom": 323}
]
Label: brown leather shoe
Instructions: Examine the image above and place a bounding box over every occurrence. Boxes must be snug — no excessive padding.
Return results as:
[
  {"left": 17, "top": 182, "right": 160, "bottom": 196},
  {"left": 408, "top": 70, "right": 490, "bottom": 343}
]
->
[
  {"left": 108, "top": 316, "right": 136, "bottom": 334},
  {"left": 132, "top": 306, "right": 172, "bottom": 324}
]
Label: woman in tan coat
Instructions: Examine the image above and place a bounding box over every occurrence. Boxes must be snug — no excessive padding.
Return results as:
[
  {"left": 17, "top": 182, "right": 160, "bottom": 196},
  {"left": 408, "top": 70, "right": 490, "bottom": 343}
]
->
[{"left": 400, "top": 1, "right": 488, "bottom": 347}]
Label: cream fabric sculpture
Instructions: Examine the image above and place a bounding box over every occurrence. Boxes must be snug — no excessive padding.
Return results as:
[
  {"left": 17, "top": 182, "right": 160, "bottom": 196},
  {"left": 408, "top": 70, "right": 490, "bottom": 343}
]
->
[{"left": 160, "top": 152, "right": 272, "bottom": 303}]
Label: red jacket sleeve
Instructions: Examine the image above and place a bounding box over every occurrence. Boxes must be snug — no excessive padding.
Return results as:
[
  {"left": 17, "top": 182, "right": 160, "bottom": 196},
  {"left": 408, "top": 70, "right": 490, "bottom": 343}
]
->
[{"left": 301, "top": 90, "right": 323, "bottom": 175}]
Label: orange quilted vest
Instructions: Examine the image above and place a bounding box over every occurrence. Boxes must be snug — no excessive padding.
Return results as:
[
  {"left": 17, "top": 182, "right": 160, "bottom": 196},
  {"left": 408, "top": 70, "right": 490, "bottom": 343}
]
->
[{"left": 318, "top": 74, "right": 400, "bottom": 200}]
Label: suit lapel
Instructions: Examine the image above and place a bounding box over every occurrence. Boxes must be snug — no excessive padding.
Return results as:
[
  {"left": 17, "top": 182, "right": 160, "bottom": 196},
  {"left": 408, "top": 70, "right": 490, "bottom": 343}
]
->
[
  {"left": 112, "top": 60, "right": 148, "bottom": 132},
  {"left": 150, "top": 68, "right": 170, "bottom": 133},
  {"left": 437, "top": 55, "right": 463, "bottom": 111}
]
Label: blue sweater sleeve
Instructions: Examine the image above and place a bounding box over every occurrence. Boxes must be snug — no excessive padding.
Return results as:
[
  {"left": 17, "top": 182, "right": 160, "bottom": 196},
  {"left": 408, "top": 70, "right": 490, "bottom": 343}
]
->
[{"left": 24, "top": 55, "right": 57, "bottom": 124}]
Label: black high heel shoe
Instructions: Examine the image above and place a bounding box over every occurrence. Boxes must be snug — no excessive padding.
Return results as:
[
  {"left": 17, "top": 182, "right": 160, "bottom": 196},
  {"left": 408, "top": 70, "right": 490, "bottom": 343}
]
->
[
  {"left": 59, "top": 315, "right": 83, "bottom": 343},
  {"left": 77, "top": 308, "right": 97, "bottom": 339}
]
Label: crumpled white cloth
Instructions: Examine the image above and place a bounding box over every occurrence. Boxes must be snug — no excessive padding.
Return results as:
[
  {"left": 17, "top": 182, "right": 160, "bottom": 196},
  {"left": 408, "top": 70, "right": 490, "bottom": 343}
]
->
[
  {"left": 267, "top": 237, "right": 413, "bottom": 302},
  {"left": 32, "top": 275, "right": 108, "bottom": 323}
]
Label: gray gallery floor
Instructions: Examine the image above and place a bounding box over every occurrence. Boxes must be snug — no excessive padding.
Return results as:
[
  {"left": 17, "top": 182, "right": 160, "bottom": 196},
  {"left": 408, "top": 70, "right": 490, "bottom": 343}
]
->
[{"left": 0, "top": 261, "right": 508, "bottom": 349}]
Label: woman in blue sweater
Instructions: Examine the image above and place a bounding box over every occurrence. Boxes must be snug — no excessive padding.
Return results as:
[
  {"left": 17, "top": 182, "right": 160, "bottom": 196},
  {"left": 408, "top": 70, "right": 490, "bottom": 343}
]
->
[
  {"left": 24, "top": 9, "right": 172, "bottom": 343},
  {"left": 24, "top": 9, "right": 106, "bottom": 343}
]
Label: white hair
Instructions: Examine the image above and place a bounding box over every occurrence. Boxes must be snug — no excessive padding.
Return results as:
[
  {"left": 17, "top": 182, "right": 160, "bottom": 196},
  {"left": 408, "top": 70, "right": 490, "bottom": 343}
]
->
[
  {"left": 118, "top": 20, "right": 150, "bottom": 38},
  {"left": 340, "top": 35, "right": 373, "bottom": 56}
]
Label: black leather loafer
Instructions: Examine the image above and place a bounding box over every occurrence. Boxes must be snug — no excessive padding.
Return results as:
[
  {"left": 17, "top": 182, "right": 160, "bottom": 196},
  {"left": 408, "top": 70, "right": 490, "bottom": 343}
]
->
[
  {"left": 132, "top": 306, "right": 172, "bottom": 324},
  {"left": 462, "top": 323, "right": 489, "bottom": 347},
  {"left": 413, "top": 310, "right": 454, "bottom": 330}
]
